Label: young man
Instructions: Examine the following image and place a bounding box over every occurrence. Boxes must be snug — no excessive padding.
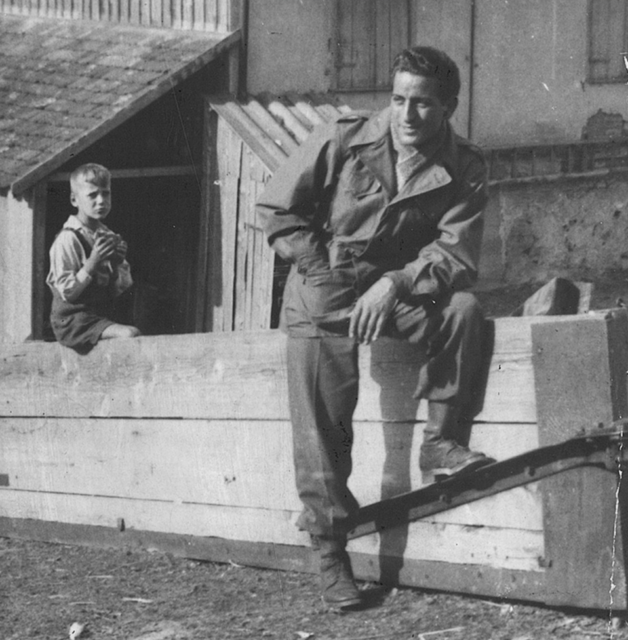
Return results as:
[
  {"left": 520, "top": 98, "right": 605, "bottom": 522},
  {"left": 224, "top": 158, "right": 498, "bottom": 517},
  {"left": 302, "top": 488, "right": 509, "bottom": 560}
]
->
[
  {"left": 47, "top": 163, "right": 140, "bottom": 354},
  {"left": 257, "top": 46, "right": 494, "bottom": 609}
]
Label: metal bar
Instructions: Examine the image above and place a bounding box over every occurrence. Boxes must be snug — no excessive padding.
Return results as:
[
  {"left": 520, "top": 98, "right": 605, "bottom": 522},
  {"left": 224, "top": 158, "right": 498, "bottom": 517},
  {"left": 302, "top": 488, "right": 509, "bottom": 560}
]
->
[{"left": 349, "top": 426, "right": 627, "bottom": 539}]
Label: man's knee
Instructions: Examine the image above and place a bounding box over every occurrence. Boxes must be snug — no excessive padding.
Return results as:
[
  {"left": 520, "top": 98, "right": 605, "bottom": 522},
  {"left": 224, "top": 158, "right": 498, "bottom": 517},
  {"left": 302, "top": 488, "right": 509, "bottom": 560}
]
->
[{"left": 447, "top": 292, "right": 484, "bottom": 324}]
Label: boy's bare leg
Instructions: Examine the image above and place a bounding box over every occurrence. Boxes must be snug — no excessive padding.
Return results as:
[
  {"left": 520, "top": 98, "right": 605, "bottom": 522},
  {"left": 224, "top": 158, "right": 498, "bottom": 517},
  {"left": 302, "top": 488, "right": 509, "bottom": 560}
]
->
[{"left": 100, "top": 323, "right": 141, "bottom": 339}]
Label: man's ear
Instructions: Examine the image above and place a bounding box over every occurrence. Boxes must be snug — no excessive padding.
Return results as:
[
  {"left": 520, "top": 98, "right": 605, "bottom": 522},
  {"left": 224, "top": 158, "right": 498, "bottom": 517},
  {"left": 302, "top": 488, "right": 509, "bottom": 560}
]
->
[
  {"left": 70, "top": 191, "right": 78, "bottom": 208},
  {"left": 444, "top": 96, "right": 459, "bottom": 120}
]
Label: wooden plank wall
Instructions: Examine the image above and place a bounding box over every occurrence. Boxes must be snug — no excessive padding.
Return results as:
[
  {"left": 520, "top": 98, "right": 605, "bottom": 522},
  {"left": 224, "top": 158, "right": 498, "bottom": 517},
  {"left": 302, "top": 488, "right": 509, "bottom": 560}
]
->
[
  {"left": 0, "top": 311, "right": 626, "bottom": 608},
  {"left": 206, "top": 115, "right": 274, "bottom": 332},
  {"left": 0, "top": 318, "right": 562, "bottom": 594},
  {"left": 0, "top": 0, "right": 240, "bottom": 31}
]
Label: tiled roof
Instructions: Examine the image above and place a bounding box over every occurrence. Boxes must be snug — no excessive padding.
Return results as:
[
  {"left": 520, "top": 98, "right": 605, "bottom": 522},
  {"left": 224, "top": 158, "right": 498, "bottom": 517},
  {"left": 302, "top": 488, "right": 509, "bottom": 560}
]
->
[{"left": 0, "top": 14, "right": 238, "bottom": 194}]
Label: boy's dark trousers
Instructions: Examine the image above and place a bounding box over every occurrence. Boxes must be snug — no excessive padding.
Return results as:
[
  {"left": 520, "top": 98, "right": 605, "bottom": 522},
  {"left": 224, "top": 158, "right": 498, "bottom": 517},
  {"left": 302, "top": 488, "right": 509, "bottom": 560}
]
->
[{"left": 286, "top": 291, "right": 486, "bottom": 538}]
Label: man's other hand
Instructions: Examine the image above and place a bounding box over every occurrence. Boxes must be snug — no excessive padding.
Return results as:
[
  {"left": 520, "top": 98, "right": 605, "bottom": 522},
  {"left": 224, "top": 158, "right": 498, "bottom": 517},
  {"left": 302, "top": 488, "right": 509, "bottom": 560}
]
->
[{"left": 349, "top": 277, "right": 397, "bottom": 344}]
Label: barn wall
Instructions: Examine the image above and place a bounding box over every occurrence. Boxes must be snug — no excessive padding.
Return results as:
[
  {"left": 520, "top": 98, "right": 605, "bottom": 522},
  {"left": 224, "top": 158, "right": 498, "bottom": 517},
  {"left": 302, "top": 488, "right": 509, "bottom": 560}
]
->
[{"left": 0, "top": 191, "right": 34, "bottom": 344}]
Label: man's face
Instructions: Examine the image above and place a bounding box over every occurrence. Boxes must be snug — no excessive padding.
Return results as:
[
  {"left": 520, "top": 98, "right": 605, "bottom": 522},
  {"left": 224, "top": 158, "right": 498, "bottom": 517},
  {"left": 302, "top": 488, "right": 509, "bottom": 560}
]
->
[
  {"left": 71, "top": 175, "right": 112, "bottom": 224},
  {"left": 390, "top": 71, "right": 458, "bottom": 147}
]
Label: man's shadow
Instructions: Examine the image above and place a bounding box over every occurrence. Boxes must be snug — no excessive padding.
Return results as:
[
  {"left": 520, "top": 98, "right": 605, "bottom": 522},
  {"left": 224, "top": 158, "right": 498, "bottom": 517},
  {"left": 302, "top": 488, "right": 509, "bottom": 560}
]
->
[{"left": 368, "top": 320, "right": 495, "bottom": 586}]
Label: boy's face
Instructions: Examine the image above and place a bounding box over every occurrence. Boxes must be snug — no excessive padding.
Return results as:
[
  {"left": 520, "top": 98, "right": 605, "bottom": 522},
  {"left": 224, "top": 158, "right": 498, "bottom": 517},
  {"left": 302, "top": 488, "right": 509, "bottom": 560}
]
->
[
  {"left": 70, "top": 174, "right": 112, "bottom": 225},
  {"left": 390, "top": 71, "right": 458, "bottom": 147}
]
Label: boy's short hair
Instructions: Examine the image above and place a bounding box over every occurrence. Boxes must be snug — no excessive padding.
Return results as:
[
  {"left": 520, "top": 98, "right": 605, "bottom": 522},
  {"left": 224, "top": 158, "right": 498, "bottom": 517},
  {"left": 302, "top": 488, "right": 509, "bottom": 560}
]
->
[
  {"left": 391, "top": 46, "right": 461, "bottom": 103},
  {"left": 70, "top": 163, "right": 111, "bottom": 192}
]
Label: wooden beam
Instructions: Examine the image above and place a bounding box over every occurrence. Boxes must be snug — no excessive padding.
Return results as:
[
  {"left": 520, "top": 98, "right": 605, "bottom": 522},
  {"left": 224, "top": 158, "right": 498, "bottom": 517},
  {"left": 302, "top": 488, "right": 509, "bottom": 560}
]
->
[
  {"left": 0, "top": 323, "right": 541, "bottom": 423},
  {"left": 48, "top": 166, "right": 198, "bottom": 182},
  {"left": 30, "top": 182, "right": 47, "bottom": 341},
  {"left": 532, "top": 308, "right": 628, "bottom": 611}
]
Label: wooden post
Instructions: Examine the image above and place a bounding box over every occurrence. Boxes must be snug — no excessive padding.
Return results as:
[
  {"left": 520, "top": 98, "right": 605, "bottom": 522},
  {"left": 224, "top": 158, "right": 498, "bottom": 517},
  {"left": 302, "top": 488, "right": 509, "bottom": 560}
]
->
[{"left": 532, "top": 309, "right": 628, "bottom": 610}]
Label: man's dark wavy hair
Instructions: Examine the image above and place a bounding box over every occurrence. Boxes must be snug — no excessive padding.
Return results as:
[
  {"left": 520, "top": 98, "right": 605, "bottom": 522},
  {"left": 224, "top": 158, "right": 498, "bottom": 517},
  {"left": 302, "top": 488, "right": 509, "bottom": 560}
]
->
[{"left": 391, "top": 46, "right": 461, "bottom": 103}]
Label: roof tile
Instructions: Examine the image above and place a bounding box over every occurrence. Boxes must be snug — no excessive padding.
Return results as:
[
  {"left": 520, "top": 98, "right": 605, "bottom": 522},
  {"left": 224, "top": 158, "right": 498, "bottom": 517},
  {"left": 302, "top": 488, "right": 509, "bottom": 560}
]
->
[{"left": 0, "top": 14, "right": 236, "bottom": 192}]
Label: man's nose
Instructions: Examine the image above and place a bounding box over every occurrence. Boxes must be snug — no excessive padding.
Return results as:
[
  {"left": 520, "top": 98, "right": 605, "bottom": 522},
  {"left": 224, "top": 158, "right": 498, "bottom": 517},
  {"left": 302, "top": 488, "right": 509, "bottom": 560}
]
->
[{"left": 402, "top": 102, "right": 418, "bottom": 122}]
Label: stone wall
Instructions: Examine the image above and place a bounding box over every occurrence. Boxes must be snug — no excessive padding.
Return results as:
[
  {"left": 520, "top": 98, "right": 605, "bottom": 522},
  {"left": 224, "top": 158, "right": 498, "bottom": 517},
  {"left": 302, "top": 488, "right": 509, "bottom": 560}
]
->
[{"left": 478, "top": 173, "right": 628, "bottom": 287}]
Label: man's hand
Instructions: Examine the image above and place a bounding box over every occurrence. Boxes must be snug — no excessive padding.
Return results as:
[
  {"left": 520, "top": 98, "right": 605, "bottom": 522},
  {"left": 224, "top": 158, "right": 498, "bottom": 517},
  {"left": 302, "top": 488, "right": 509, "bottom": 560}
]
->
[{"left": 349, "top": 277, "right": 397, "bottom": 344}]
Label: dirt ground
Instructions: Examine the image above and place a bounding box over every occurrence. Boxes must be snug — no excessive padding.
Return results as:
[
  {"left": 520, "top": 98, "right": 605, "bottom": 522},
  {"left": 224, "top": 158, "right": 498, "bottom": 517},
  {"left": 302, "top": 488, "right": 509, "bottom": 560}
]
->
[
  {"left": 2, "top": 535, "right": 628, "bottom": 640},
  {"left": 4, "top": 276, "right": 628, "bottom": 640}
]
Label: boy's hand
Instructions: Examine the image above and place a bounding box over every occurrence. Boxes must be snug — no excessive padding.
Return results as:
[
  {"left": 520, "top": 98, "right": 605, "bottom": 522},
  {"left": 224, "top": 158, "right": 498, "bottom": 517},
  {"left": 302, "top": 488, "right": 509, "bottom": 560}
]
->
[
  {"left": 85, "top": 234, "right": 117, "bottom": 274},
  {"left": 111, "top": 238, "right": 127, "bottom": 266}
]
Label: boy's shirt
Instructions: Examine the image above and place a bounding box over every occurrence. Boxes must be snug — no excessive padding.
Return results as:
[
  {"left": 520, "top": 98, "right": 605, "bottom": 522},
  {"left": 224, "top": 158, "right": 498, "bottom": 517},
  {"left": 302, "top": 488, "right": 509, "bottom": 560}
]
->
[{"left": 46, "top": 215, "right": 133, "bottom": 303}]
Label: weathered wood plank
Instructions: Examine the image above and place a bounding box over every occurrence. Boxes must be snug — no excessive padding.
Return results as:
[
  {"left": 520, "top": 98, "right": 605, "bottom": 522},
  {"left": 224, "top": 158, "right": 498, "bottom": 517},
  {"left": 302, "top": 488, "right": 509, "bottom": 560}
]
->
[
  {"left": 212, "top": 119, "right": 242, "bottom": 331},
  {"left": 194, "top": 101, "right": 214, "bottom": 331},
  {"left": 0, "top": 418, "right": 540, "bottom": 530},
  {"left": 210, "top": 100, "right": 288, "bottom": 173},
  {"left": 532, "top": 308, "right": 628, "bottom": 611},
  {"left": 0, "top": 490, "right": 543, "bottom": 572},
  {"left": 0, "top": 327, "right": 536, "bottom": 422}
]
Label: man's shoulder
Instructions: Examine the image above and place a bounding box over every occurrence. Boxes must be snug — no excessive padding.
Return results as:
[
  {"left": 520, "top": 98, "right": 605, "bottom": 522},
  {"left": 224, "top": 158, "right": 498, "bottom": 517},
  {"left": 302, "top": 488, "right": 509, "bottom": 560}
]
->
[
  {"left": 330, "top": 109, "right": 388, "bottom": 148},
  {"left": 453, "top": 133, "right": 486, "bottom": 164}
]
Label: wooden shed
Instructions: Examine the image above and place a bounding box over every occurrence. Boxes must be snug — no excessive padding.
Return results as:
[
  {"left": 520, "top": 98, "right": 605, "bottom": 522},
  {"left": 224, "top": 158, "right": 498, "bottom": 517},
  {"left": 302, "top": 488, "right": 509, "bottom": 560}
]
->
[
  {"left": 0, "top": 12, "right": 241, "bottom": 343},
  {"left": 197, "top": 92, "right": 352, "bottom": 332}
]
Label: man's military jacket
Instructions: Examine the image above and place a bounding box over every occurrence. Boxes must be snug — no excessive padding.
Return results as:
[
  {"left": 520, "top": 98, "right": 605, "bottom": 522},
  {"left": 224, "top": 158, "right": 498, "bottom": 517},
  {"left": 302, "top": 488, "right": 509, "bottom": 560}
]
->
[{"left": 257, "top": 107, "right": 488, "bottom": 305}]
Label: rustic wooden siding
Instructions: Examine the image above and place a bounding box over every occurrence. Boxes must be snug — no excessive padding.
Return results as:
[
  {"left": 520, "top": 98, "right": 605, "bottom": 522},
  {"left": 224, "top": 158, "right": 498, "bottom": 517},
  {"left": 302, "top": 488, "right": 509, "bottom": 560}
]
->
[
  {"left": 1, "top": 311, "right": 627, "bottom": 608},
  {"left": 203, "top": 94, "right": 351, "bottom": 333},
  {"left": 0, "top": 0, "right": 241, "bottom": 31}
]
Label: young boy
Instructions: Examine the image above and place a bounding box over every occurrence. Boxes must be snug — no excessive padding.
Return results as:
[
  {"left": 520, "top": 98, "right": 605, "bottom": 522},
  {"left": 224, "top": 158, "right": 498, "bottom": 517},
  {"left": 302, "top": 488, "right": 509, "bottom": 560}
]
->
[{"left": 46, "top": 163, "right": 141, "bottom": 354}]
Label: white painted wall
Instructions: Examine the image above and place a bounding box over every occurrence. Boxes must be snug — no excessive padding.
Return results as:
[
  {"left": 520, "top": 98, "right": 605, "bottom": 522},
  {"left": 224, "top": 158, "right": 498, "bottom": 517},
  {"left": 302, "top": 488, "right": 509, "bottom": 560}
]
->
[
  {"left": 473, "top": 0, "right": 628, "bottom": 145},
  {"left": 246, "top": 0, "right": 628, "bottom": 146},
  {"left": 247, "top": 0, "right": 335, "bottom": 94},
  {"left": 0, "top": 192, "right": 34, "bottom": 343}
]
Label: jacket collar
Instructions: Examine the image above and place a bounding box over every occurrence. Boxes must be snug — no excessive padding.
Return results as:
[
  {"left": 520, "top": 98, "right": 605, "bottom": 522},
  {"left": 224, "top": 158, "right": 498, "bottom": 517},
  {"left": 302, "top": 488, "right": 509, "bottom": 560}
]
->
[{"left": 347, "top": 107, "right": 459, "bottom": 202}]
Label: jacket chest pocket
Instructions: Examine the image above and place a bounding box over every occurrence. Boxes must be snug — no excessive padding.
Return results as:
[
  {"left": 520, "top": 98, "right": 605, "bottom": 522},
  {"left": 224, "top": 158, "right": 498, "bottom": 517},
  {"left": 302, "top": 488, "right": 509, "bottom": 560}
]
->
[
  {"left": 340, "top": 162, "right": 382, "bottom": 199},
  {"left": 400, "top": 189, "right": 453, "bottom": 225}
]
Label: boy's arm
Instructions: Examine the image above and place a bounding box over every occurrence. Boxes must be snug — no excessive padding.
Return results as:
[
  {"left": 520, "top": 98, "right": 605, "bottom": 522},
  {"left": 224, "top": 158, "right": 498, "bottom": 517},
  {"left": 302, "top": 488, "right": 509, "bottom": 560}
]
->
[{"left": 47, "top": 231, "right": 94, "bottom": 303}]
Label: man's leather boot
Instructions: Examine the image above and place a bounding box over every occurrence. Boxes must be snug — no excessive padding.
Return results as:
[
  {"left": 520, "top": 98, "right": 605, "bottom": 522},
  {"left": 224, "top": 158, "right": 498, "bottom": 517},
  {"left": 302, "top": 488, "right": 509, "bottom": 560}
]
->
[
  {"left": 419, "top": 401, "right": 495, "bottom": 480},
  {"left": 312, "top": 535, "right": 362, "bottom": 610}
]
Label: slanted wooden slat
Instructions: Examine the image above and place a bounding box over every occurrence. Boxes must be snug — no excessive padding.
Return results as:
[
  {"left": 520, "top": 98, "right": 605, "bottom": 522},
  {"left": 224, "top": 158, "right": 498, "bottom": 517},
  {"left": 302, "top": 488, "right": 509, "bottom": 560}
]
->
[
  {"left": 259, "top": 94, "right": 313, "bottom": 144},
  {"left": 284, "top": 92, "right": 328, "bottom": 125},
  {"left": 243, "top": 99, "right": 300, "bottom": 155},
  {"left": 210, "top": 98, "right": 288, "bottom": 172}
]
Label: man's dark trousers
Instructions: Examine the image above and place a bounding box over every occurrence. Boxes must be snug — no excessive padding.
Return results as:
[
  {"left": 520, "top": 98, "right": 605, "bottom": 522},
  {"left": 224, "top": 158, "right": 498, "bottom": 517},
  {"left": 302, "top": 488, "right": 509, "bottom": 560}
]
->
[{"left": 286, "top": 291, "right": 485, "bottom": 538}]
